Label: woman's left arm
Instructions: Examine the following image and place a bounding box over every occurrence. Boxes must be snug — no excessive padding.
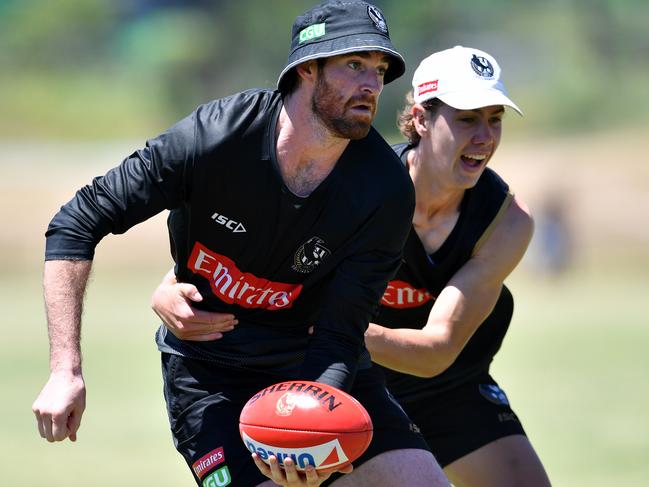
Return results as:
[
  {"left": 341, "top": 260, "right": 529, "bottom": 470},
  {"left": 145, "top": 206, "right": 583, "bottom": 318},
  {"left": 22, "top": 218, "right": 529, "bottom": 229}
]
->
[{"left": 365, "top": 195, "right": 534, "bottom": 377}]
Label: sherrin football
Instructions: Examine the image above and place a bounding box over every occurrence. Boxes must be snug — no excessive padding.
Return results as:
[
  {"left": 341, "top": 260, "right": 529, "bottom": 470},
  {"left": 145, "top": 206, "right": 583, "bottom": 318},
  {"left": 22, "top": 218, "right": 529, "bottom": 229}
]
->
[{"left": 239, "top": 381, "right": 373, "bottom": 472}]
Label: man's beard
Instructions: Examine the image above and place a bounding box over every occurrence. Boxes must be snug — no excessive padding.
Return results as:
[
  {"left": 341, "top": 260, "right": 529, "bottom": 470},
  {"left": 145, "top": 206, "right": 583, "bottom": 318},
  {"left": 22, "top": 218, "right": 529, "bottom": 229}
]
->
[{"left": 311, "top": 74, "right": 375, "bottom": 140}]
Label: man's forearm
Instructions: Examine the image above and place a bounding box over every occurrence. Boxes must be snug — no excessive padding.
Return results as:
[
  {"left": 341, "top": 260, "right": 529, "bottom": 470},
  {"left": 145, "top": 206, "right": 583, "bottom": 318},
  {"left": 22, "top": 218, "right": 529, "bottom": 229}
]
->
[{"left": 43, "top": 259, "right": 92, "bottom": 372}]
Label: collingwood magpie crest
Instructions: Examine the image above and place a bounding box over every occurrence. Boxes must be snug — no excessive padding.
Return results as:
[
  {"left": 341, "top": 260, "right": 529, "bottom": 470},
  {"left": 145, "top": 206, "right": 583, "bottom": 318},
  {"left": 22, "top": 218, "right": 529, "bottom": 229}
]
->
[
  {"left": 292, "top": 237, "right": 331, "bottom": 274},
  {"left": 470, "top": 54, "right": 495, "bottom": 79}
]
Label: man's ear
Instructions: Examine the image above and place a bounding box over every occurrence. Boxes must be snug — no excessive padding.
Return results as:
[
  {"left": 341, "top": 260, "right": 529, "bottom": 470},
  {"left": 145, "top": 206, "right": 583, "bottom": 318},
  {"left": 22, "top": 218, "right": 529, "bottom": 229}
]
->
[{"left": 295, "top": 60, "right": 319, "bottom": 85}]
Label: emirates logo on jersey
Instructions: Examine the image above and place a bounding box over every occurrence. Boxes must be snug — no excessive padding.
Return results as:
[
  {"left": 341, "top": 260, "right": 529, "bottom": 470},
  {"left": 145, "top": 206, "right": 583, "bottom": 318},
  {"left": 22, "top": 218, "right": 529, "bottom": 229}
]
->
[
  {"left": 381, "top": 280, "right": 434, "bottom": 309},
  {"left": 188, "top": 242, "right": 303, "bottom": 310},
  {"left": 192, "top": 447, "right": 225, "bottom": 479}
]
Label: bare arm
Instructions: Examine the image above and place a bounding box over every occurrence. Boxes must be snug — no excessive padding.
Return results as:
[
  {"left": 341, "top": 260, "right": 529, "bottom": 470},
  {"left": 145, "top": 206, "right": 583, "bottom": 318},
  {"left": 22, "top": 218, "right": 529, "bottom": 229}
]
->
[
  {"left": 365, "top": 196, "right": 534, "bottom": 377},
  {"left": 32, "top": 259, "right": 92, "bottom": 441}
]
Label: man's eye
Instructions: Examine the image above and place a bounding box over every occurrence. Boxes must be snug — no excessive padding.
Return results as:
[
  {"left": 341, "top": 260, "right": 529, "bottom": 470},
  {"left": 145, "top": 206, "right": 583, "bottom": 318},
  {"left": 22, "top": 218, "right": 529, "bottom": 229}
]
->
[
  {"left": 377, "top": 66, "right": 387, "bottom": 76},
  {"left": 348, "top": 61, "right": 361, "bottom": 70}
]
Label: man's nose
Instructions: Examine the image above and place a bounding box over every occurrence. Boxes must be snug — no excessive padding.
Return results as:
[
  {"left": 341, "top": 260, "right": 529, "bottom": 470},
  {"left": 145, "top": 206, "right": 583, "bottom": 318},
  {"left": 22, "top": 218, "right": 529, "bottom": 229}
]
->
[{"left": 360, "top": 70, "right": 383, "bottom": 95}]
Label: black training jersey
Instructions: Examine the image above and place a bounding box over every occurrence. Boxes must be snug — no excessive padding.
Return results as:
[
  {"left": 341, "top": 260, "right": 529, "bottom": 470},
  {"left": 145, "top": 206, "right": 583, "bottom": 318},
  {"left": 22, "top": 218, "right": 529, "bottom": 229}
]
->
[
  {"left": 374, "top": 142, "right": 514, "bottom": 401},
  {"left": 45, "top": 89, "right": 415, "bottom": 391}
]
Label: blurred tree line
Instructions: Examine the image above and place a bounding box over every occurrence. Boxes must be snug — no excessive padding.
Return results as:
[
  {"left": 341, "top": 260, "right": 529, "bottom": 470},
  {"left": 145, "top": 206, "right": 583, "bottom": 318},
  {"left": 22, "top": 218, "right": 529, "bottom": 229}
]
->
[{"left": 1, "top": 0, "right": 647, "bottom": 140}]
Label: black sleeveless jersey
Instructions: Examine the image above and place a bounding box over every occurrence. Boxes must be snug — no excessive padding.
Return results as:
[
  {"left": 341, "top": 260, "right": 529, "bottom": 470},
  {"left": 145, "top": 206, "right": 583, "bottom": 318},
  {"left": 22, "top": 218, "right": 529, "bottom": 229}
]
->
[
  {"left": 44, "top": 89, "right": 415, "bottom": 391},
  {"left": 374, "top": 142, "right": 514, "bottom": 401}
]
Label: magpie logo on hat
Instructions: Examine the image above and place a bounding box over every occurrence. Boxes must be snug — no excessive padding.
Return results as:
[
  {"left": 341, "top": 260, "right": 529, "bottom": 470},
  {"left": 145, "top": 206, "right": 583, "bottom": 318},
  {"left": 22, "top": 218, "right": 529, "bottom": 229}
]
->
[
  {"left": 470, "top": 54, "right": 495, "bottom": 79},
  {"left": 277, "top": 1, "right": 405, "bottom": 90},
  {"left": 367, "top": 5, "right": 388, "bottom": 33}
]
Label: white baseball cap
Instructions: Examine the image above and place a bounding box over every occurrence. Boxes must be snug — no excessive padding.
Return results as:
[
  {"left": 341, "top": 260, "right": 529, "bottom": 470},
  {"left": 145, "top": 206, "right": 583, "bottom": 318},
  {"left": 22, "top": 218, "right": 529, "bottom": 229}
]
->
[{"left": 412, "top": 45, "right": 522, "bottom": 115}]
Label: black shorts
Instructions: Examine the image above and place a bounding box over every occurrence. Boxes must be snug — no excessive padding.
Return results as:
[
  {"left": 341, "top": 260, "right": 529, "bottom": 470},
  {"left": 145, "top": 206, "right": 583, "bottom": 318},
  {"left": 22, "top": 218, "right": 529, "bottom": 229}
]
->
[
  {"left": 161, "top": 353, "right": 430, "bottom": 487},
  {"left": 397, "top": 374, "right": 527, "bottom": 468}
]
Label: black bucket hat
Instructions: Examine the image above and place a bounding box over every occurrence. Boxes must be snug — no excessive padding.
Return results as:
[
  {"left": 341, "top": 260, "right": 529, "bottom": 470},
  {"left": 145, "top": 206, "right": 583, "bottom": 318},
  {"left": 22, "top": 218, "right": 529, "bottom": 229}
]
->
[{"left": 277, "top": 1, "right": 406, "bottom": 91}]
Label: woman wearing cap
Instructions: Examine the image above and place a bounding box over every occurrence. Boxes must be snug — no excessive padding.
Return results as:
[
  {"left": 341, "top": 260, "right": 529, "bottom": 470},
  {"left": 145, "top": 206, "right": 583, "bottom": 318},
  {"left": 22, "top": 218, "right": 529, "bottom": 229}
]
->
[{"left": 365, "top": 45, "right": 552, "bottom": 486}]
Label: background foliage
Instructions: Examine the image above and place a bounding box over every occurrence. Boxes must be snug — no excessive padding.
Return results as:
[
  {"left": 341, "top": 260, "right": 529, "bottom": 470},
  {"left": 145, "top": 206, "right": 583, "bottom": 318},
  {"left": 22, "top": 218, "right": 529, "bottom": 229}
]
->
[{"left": 1, "top": 0, "right": 649, "bottom": 139}]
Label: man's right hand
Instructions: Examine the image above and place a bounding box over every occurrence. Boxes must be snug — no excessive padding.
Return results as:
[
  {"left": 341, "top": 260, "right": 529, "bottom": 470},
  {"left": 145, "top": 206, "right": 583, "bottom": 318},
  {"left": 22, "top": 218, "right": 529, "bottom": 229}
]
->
[
  {"left": 151, "top": 271, "right": 238, "bottom": 341},
  {"left": 253, "top": 454, "right": 353, "bottom": 487},
  {"left": 32, "top": 371, "right": 86, "bottom": 442}
]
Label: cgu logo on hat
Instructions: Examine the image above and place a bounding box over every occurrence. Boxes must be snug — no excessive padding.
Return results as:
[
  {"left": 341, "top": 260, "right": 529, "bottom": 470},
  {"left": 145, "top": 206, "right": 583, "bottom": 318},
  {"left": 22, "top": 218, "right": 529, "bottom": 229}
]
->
[
  {"left": 367, "top": 5, "right": 388, "bottom": 33},
  {"left": 299, "top": 22, "right": 326, "bottom": 44},
  {"left": 470, "top": 54, "right": 495, "bottom": 79}
]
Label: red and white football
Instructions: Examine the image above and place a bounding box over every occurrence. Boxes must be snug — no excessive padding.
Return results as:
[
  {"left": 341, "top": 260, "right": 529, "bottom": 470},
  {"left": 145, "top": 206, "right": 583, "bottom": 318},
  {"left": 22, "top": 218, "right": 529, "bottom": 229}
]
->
[{"left": 239, "top": 380, "right": 373, "bottom": 472}]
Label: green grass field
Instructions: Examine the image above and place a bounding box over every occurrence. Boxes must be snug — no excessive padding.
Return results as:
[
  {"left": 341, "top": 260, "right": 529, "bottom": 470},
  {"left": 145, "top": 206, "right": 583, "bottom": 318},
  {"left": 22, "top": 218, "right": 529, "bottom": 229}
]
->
[
  {"left": 494, "top": 269, "right": 649, "bottom": 486},
  {"left": 2, "top": 264, "right": 648, "bottom": 486}
]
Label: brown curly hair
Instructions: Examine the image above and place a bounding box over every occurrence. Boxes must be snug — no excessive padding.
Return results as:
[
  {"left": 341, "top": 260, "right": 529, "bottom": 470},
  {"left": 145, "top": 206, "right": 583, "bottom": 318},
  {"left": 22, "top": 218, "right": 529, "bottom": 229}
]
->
[{"left": 397, "top": 91, "right": 443, "bottom": 144}]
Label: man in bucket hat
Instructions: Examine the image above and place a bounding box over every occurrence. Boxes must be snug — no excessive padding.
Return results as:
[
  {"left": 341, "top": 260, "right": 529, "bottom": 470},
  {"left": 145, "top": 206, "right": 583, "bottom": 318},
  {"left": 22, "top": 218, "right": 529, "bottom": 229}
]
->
[{"left": 33, "top": 1, "right": 448, "bottom": 486}]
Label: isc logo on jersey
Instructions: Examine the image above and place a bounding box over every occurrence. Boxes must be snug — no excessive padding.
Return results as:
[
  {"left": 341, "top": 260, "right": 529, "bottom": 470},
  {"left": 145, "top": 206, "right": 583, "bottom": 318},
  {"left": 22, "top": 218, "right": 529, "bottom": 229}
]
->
[
  {"left": 211, "top": 212, "right": 246, "bottom": 233},
  {"left": 241, "top": 432, "right": 349, "bottom": 470}
]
